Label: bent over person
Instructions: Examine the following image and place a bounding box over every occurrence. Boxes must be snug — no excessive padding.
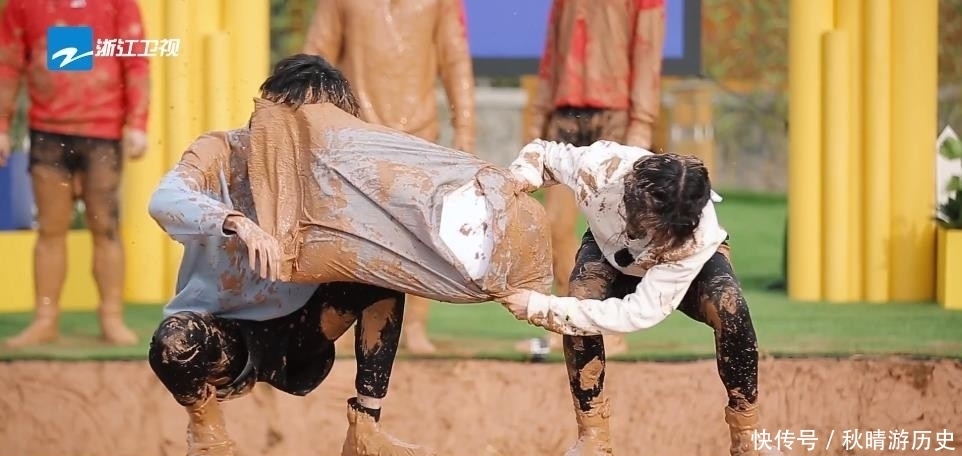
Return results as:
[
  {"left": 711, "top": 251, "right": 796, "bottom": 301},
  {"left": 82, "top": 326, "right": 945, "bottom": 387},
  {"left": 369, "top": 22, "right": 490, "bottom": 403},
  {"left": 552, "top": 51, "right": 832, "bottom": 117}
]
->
[
  {"left": 148, "top": 55, "right": 434, "bottom": 456},
  {"left": 500, "top": 139, "right": 782, "bottom": 456}
]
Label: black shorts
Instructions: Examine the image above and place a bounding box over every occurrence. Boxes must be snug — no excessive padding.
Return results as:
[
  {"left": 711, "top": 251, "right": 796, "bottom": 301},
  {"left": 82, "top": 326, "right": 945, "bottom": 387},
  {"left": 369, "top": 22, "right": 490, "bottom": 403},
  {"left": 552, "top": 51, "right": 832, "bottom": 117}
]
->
[{"left": 28, "top": 129, "right": 122, "bottom": 175}]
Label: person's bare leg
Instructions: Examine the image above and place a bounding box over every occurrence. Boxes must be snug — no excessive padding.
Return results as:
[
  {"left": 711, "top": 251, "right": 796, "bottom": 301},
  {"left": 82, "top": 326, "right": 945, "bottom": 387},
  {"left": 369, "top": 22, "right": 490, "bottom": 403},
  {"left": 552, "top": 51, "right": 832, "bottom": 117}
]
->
[
  {"left": 82, "top": 140, "right": 136, "bottom": 345},
  {"left": 400, "top": 294, "right": 436, "bottom": 354},
  {"left": 5, "top": 166, "right": 74, "bottom": 347},
  {"left": 343, "top": 291, "right": 437, "bottom": 456}
]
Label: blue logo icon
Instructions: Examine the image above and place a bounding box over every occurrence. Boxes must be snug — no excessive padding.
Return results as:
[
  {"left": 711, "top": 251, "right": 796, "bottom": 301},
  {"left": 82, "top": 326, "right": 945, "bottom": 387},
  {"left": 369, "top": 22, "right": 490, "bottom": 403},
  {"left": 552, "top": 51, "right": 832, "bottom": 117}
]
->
[{"left": 47, "top": 26, "right": 94, "bottom": 71}]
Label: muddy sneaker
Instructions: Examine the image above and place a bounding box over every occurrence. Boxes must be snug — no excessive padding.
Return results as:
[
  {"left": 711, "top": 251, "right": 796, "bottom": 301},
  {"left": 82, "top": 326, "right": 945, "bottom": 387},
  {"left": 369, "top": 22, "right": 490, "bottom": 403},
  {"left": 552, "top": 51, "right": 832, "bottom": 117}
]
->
[
  {"left": 341, "top": 398, "right": 437, "bottom": 456},
  {"left": 186, "top": 393, "right": 237, "bottom": 456}
]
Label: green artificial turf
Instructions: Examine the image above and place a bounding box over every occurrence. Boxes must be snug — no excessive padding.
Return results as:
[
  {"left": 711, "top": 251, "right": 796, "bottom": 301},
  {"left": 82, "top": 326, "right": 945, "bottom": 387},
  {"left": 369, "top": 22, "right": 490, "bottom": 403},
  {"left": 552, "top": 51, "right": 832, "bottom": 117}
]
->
[{"left": 2, "top": 191, "right": 961, "bottom": 362}]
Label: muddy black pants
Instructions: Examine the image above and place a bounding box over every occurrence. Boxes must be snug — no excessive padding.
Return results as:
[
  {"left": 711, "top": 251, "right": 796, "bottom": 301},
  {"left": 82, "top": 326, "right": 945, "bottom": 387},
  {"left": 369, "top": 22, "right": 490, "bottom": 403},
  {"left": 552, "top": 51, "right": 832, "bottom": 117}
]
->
[
  {"left": 148, "top": 282, "right": 404, "bottom": 406},
  {"left": 564, "top": 230, "right": 759, "bottom": 412}
]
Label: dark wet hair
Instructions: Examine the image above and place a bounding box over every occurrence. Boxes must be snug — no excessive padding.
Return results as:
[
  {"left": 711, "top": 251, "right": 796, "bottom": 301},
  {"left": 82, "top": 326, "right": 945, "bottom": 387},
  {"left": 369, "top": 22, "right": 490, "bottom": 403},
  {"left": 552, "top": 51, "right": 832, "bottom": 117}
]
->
[
  {"left": 258, "top": 53, "right": 360, "bottom": 116},
  {"left": 623, "top": 153, "right": 712, "bottom": 254}
]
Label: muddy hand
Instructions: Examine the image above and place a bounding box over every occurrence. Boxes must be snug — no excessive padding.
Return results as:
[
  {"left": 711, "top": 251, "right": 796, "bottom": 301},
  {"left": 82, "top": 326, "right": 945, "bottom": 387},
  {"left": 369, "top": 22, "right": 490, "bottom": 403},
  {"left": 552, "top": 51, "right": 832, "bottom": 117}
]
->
[
  {"left": 226, "top": 215, "right": 282, "bottom": 281},
  {"left": 498, "top": 290, "right": 531, "bottom": 321}
]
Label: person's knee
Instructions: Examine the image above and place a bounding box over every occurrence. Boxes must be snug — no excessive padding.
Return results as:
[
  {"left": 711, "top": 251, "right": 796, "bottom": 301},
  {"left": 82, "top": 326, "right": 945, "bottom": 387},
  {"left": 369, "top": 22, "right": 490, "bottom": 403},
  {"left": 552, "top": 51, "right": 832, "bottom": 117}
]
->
[
  {"left": 699, "top": 274, "right": 752, "bottom": 332},
  {"left": 148, "top": 312, "right": 213, "bottom": 373},
  {"left": 83, "top": 194, "right": 121, "bottom": 241}
]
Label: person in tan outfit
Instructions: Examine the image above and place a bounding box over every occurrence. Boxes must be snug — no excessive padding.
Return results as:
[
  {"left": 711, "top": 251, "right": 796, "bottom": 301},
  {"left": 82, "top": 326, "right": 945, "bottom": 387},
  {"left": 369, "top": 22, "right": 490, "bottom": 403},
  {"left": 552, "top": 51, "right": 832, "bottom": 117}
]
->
[
  {"left": 517, "top": 0, "right": 666, "bottom": 363},
  {"left": 303, "top": 0, "right": 475, "bottom": 354}
]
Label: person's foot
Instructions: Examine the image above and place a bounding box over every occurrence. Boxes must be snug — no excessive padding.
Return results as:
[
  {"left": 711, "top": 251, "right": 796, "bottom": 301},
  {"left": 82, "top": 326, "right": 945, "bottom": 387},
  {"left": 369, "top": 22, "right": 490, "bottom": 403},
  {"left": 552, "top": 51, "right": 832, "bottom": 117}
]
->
[
  {"left": 341, "top": 398, "right": 437, "bottom": 456},
  {"left": 99, "top": 308, "right": 138, "bottom": 345},
  {"left": 186, "top": 393, "right": 237, "bottom": 456},
  {"left": 4, "top": 319, "right": 58, "bottom": 347},
  {"left": 725, "top": 403, "right": 784, "bottom": 456},
  {"left": 401, "top": 323, "right": 436, "bottom": 355},
  {"left": 563, "top": 398, "right": 613, "bottom": 456}
]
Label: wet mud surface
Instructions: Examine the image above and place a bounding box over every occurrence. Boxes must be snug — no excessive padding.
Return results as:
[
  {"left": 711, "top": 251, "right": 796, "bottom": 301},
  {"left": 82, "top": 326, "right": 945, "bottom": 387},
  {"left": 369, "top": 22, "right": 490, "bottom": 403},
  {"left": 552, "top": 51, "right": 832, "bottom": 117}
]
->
[{"left": 0, "top": 357, "right": 960, "bottom": 456}]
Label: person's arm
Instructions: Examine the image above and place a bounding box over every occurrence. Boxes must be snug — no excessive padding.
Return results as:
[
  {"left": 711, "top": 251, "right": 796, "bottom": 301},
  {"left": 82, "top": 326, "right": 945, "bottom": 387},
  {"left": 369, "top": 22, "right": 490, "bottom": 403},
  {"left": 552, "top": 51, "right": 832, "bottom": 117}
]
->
[
  {"left": 526, "top": 0, "right": 562, "bottom": 143},
  {"left": 147, "top": 134, "right": 244, "bottom": 243},
  {"left": 525, "top": 222, "right": 724, "bottom": 335},
  {"left": 302, "top": 0, "right": 343, "bottom": 62},
  {"left": 435, "top": 0, "right": 475, "bottom": 152},
  {"left": 624, "top": 0, "right": 666, "bottom": 148},
  {"left": 0, "top": 0, "right": 26, "bottom": 135},
  {"left": 508, "top": 138, "right": 651, "bottom": 192},
  {"left": 115, "top": 0, "right": 149, "bottom": 136}
]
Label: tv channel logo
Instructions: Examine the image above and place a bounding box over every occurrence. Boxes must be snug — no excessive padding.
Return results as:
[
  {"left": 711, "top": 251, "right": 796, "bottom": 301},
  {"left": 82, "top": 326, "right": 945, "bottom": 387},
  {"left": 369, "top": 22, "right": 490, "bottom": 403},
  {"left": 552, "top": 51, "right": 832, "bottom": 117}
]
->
[{"left": 47, "top": 26, "right": 95, "bottom": 71}]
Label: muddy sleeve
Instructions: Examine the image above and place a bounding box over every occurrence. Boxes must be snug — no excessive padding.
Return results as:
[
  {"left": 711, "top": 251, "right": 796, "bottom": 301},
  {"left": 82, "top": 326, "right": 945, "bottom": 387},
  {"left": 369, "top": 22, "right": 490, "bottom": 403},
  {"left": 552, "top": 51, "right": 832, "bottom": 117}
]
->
[
  {"left": 116, "top": 0, "right": 150, "bottom": 132},
  {"left": 526, "top": 212, "right": 726, "bottom": 334},
  {"left": 436, "top": 0, "right": 475, "bottom": 152},
  {"left": 509, "top": 139, "right": 652, "bottom": 192},
  {"left": 526, "top": 0, "right": 562, "bottom": 142},
  {"left": 148, "top": 135, "right": 243, "bottom": 242},
  {"left": 625, "top": 0, "right": 666, "bottom": 148},
  {"left": 302, "top": 0, "right": 343, "bottom": 62},
  {"left": 526, "top": 242, "right": 718, "bottom": 335},
  {"left": 0, "top": 0, "right": 25, "bottom": 134}
]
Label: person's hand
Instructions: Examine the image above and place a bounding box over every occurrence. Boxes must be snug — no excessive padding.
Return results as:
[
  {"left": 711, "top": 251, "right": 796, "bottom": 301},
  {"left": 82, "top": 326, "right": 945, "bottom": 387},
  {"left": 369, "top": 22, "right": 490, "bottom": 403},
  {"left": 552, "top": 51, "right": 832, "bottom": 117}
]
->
[
  {"left": 224, "top": 215, "right": 282, "bottom": 281},
  {"left": 122, "top": 128, "right": 148, "bottom": 160},
  {"left": 499, "top": 290, "right": 532, "bottom": 321},
  {"left": 0, "top": 133, "right": 10, "bottom": 168}
]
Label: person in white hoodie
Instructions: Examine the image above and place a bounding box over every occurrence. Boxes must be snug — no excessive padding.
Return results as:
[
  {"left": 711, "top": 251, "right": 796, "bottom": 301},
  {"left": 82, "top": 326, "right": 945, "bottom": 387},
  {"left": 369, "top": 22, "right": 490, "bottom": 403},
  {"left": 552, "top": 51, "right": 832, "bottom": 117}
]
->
[{"left": 500, "top": 139, "right": 781, "bottom": 456}]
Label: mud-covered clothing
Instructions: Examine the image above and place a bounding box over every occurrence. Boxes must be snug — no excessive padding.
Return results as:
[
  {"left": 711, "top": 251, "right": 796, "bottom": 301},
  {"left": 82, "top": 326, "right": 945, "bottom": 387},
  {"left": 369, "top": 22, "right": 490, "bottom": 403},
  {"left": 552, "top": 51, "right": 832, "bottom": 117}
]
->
[
  {"left": 508, "top": 138, "right": 726, "bottom": 334},
  {"left": 565, "top": 229, "right": 759, "bottom": 411},
  {"left": 148, "top": 129, "right": 320, "bottom": 322},
  {"left": 148, "top": 282, "right": 404, "bottom": 406},
  {"left": 245, "top": 99, "right": 552, "bottom": 302},
  {"left": 303, "top": 0, "right": 475, "bottom": 150},
  {"left": 0, "top": 0, "right": 149, "bottom": 139},
  {"left": 530, "top": 0, "right": 665, "bottom": 147}
]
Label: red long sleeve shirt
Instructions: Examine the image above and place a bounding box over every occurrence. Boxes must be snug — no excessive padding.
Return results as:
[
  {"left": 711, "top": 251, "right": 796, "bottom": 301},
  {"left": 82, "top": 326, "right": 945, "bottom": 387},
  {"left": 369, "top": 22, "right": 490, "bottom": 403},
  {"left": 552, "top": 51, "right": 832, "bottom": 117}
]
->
[
  {"left": 531, "top": 0, "right": 666, "bottom": 147},
  {"left": 0, "top": 0, "right": 149, "bottom": 140}
]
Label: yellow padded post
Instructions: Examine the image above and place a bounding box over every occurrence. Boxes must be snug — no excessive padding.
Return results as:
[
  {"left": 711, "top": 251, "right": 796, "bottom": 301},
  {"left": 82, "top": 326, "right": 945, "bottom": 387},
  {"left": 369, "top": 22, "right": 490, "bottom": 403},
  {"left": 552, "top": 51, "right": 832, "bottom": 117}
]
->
[
  {"left": 889, "top": 0, "right": 937, "bottom": 301},
  {"left": 204, "top": 32, "right": 232, "bottom": 132},
  {"left": 835, "top": 0, "right": 863, "bottom": 300},
  {"left": 821, "top": 30, "right": 855, "bottom": 302},
  {"left": 123, "top": 0, "right": 168, "bottom": 304},
  {"left": 788, "top": 0, "right": 834, "bottom": 301},
  {"left": 226, "top": 0, "right": 271, "bottom": 128},
  {"left": 861, "top": 0, "right": 892, "bottom": 302}
]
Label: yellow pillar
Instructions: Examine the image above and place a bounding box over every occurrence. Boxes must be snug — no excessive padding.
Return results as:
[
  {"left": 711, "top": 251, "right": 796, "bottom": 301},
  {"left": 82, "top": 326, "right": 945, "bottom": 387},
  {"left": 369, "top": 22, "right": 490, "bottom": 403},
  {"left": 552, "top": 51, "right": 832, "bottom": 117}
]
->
[
  {"left": 835, "top": 0, "right": 863, "bottom": 300},
  {"left": 862, "top": 0, "right": 892, "bottom": 302},
  {"left": 889, "top": 0, "right": 938, "bottom": 301},
  {"left": 164, "top": 0, "right": 192, "bottom": 298},
  {"left": 123, "top": 0, "right": 167, "bottom": 303},
  {"left": 821, "top": 30, "right": 855, "bottom": 301},
  {"left": 204, "top": 32, "right": 232, "bottom": 131},
  {"left": 191, "top": 0, "right": 223, "bottom": 133},
  {"left": 788, "top": 0, "right": 834, "bottom": 301},
  {"left": 226, "top": 0, "right": 271, "bottom": 128}
]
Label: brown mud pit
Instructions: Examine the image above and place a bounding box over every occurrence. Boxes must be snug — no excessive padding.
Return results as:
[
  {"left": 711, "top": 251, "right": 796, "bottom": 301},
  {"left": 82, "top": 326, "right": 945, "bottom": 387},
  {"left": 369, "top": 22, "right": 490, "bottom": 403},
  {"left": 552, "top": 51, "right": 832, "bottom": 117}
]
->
[{"left": 1, "top": 357, "right": 960, "bottom": 456}]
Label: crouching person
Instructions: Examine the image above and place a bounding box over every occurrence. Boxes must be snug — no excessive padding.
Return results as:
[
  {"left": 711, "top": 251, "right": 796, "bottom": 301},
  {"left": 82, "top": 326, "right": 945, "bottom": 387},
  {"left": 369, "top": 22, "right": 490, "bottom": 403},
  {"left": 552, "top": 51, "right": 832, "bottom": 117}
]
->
[{"left": 146, "top": 54, "right": 434, "bottom": 456}]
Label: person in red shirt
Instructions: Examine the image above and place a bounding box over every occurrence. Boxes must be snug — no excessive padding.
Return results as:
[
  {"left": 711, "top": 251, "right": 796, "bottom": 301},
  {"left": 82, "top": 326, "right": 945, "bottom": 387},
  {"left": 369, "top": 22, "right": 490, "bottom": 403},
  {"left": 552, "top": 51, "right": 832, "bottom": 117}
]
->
[
  {"left": 0, "top": 0, "right": 149, "bottom": 347},
  {"left": 521, "top": 0, "right": 666, "bottom": 360}
]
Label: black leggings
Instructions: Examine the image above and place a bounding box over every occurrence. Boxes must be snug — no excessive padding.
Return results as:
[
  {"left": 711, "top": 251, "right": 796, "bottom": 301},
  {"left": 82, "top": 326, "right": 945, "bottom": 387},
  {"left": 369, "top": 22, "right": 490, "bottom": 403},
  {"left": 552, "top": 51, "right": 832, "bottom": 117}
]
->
[
  {"left": 564, "top": 230, "right": 759, "bottom": 411},
  {"left": 148, "top": 282, "right": 405, "bottom": 406}
]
